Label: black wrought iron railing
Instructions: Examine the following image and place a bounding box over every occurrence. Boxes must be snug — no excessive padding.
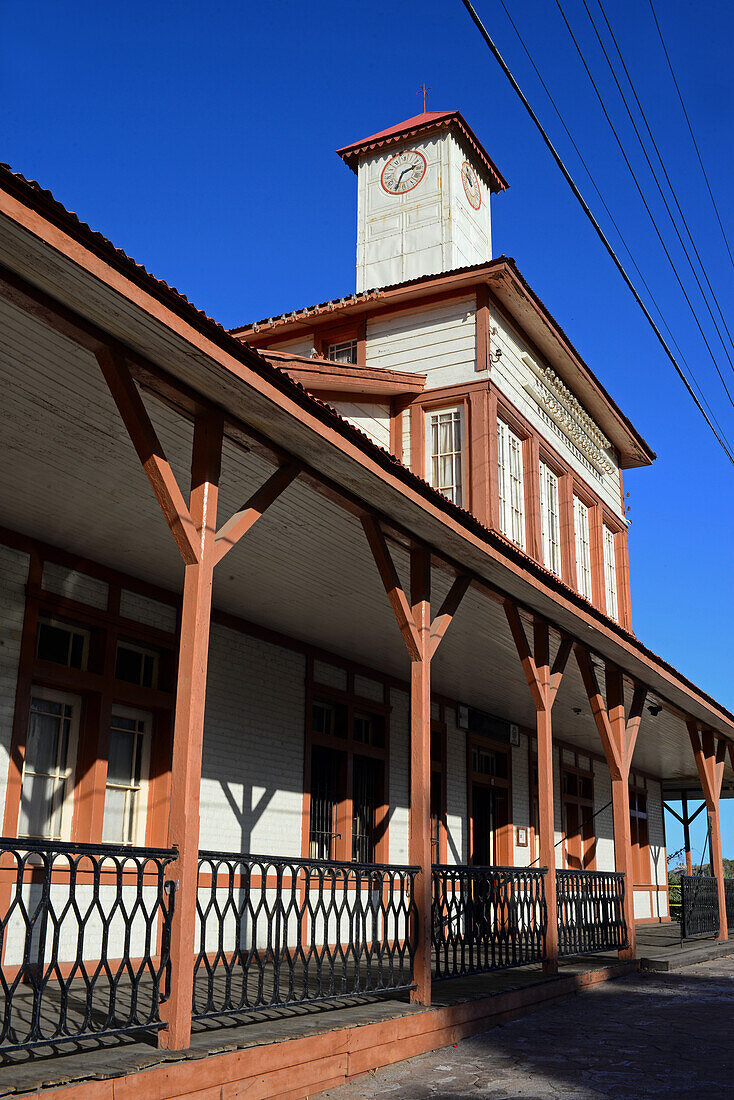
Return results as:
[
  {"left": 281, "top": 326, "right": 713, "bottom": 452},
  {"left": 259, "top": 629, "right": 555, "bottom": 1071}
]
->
[
  {"left": 0, "top": 837, "right": 176, "bottom": 1053},
  {"left": 556, "top": 869, "right": 627, "bottom": 956},
  {"left": 680, "top": 874, "right": 719, "bottom": 938},
  {"left": 193, "top": 853, "right": 418, "bottom": 1020},
  {"left": 431, "top": 865, "right": 547, "bottom": 979}
]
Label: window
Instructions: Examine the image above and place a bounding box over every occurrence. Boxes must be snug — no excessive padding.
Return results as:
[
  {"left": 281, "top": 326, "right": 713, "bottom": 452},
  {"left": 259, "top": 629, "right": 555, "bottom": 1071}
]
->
[
  {"left": 115, "top": 640, "right": 159, "bottom": 688},
  {"left": 603, "top": 525, "right": 618, "bottom": 621},
  {"left": 102, "top": 708, "right": 151, "bottom": 845},
  {"left": 18, "top": 689, "right": 80, "bottom": 839},
  {"left": 538, "top": 461, "right": 561, "bottom": 576},
  {"left": 629, "top": 785, "right": 650, "bottom": 884},
  {"left": 36, "top": 617, "right": 89, "bottom": 670},
  {"left": 352, "top": 756, "right": 380, "bottom": 863},
  {"left": 307, "top": 693, "right": 387, "bottom": 863},
  {"left": 327, "top": 339, "right": 358, "bottom": 364},
  {"left": 573, "top": 496, "right": 592, "bottom": 600},
  {"left": 427, "top": 406, "right": 463, "bottom": 505},
  {"left": 309, "top": 746, "right": 340, "bottom": 859},
  {"left": 562, "top": 766, "right": 595, "bottom": 870},
  {"left": 497, "top": 419, "right": 525, "bottom": 547}
]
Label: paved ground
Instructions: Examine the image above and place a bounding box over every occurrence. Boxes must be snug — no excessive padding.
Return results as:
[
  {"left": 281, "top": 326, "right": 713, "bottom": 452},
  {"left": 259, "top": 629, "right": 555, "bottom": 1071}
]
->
[{"left": 319, "top": 956, "right": 734, "bottom": 1099}]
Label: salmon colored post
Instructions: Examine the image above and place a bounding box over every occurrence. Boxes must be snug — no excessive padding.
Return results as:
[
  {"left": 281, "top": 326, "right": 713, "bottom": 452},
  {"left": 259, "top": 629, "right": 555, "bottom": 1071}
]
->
[
  {"left": 687, "top": 722, "right": 728, "bottom": 943},
  {"left": 601, "top": 664, "right": 646, "bottom": 960},
  {"left": 158, "top": 409, "right": 223, "bottom": 1049},
  {"left": 409, "top": 545, "right": 432, "bottom": 1004},
  {"left": 504, "top": 606, "right": 572, "bottom": 974}
]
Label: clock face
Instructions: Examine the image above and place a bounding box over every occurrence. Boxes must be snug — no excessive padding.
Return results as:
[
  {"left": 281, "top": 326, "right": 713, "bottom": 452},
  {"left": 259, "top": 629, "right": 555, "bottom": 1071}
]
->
[
  {"left": 461, "top": 161, "right": 481, "bottom": 210},
  {"left": 380, "top": 149, "right": 427, "bottom": 195}
]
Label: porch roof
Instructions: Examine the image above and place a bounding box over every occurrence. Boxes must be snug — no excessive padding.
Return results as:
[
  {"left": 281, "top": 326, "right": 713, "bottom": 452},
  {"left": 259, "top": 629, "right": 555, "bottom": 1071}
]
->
[{"left": 0, "top": 161, "right": 731, "bottom": 782}]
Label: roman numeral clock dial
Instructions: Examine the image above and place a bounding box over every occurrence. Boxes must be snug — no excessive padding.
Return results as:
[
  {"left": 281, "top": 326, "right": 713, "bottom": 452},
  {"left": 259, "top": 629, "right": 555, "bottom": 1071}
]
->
[
  {"left": 461, "top": 161, "right": 481, "bottom": 209},
  {"left": 381, "top": 150, "right": 427, "bottom": 194}
]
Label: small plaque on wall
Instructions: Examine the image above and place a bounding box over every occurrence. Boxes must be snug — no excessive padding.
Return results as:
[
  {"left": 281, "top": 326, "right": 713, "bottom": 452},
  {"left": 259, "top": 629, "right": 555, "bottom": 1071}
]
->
[
  {"left": 457, "top": 703, "right": 470, "bottom": 730},
  {"left": 509, "top": 723, "right": 520, "bottom": 746},
  {"left": 516, "top": 826, "right": 528, "bottom": 847}
]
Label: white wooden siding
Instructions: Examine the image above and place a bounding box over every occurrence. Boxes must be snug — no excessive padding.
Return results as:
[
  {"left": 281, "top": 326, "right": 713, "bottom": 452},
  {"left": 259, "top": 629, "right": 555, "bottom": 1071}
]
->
[
  {"left": 332, "top": 400, "right": 391, "bottom": 450},
  {"left": 264, "top": 335, "right": 314, "bottom": 357},
  {"left": 366, "top": 296, "right": 476, "bottom": 388},
  {"left": 42, "top": 562, "right": 108, "bottom": 610}
]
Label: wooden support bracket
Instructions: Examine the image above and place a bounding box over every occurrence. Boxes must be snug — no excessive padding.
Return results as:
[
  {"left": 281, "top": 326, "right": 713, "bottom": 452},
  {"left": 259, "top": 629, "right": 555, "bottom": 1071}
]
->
[
  {"left": 96, "top": 347, "right": 200, "bottom": 566},
  {"left": 429, "top": 574, "right": 471, "bottom": 659},
  {"left": 214, "top": 463, "right": 300, "bottom": 565},
  {"left": 361, "top": 516, "right": 422, "bottom": 661}
]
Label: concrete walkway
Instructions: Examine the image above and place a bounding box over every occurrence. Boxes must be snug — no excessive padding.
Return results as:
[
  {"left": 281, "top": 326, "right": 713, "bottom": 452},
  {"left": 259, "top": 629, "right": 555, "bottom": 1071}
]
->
[{"left": 318, "top": 956, "right": 734, "bottom": 1099}]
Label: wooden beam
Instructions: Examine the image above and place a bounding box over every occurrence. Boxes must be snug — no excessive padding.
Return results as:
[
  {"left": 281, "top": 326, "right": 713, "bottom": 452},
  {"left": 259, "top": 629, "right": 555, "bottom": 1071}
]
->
[
  {"left": 159, "top": 407, "right": 223, "bottom": 1049},
  {"left": 361, "top": 516, "right": 421, "bottom": 661},
  {"left": 429, "top": 573, "right": 471, "bottom": 659},
  {"left": 504, "top": 600, "right": 545, "bottom": 712},
  {"left": 96, "top": 347, "right": 200, "bottom": 565},
  {"left": 409, "top": 545, "right": 432, "bottom": 1005},
  {"left": 549, "top": 634, "right": 573, "bottom": 708},
  {"left": 214, "top": 463, "right": 300, "bottom": 565},
  {"left": 576, "top": 646, "right": 621, "bottom": 780},
  {"left": 624, "top": 682, "right": 647, "bottom": 771}
]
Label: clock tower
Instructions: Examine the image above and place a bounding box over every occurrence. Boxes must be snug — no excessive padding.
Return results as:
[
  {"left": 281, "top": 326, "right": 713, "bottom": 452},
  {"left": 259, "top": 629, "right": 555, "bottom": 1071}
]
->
[{"left": 337, "top": 110, "right": 508, "bottom": 292}]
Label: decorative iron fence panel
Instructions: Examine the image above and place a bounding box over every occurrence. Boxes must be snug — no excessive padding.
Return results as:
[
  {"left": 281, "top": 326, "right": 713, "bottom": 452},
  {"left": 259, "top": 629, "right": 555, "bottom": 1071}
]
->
[
  {"left": 193, "top": 853, "right": 417, "bottom": 1020},
  {"left": 556, "top": 869, "right": 627, "bottom": 956},
  {"left": 726, "top": 879, "right": 734, "bottom": 931},
  {"left": 431, "top": 865, "right": 547, "bottom": 979},
  {"left": 0, "top": 837, "right": 176, "bottom": 1053},
  {"left": 680, "top": 875, "right": 719, "bottom": 938}
]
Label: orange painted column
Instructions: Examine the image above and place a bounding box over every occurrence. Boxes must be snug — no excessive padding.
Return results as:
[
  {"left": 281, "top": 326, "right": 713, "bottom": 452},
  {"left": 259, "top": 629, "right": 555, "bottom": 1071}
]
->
[
  {"left": 708, "top": 800, "right": 728, "bottom": 943},
  {"left": 159, "top": 411, "right": 222, "bottom": 1050},
  {"left": 409, "top": 546, "right": 432, "bottom": 1004},
  {"left": 536, "top": 706, "right": 558, "bottom": 974},
  {"left": 609, "top": 775, "right": 636, "bottom": 959}
]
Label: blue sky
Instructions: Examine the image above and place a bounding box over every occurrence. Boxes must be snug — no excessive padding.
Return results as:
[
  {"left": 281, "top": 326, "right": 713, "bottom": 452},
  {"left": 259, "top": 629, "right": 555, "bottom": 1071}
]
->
[{"left": 3, "top": 0, "right": 733, "bottom": 861}]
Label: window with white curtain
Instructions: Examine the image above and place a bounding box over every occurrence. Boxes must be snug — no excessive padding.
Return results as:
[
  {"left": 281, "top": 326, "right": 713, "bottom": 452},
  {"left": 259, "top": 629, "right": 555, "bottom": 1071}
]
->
[
  {"left": 497, "top": 418, "right": 525, "bottom": 547},
  {"left": 539, "top": 460, "right": 561, "bottom": 576},
  {"left": 603, "top": 525, "right": 619, "bottom": 620},
  {"left": 427, "top": 406, "right": 463, "bottom": 505},
  {"left": 573, "top": 496, "right": 593, "bottom": 600},
  {"left": 18, "top": 689, "right": 80, "bottom": 840},
  {"left": 102, "top": 708, "right": 151, "bottom": 845}
]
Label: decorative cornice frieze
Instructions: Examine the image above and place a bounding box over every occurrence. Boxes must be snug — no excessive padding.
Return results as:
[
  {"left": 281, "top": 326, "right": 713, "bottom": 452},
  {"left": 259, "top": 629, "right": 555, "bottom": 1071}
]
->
[{"left": 521, "top": 353, "right": 613, "bottom": 476}]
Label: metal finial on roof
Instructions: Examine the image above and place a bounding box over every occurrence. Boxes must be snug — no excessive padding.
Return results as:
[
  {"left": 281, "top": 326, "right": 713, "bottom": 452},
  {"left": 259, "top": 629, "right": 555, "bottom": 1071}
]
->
[{"left": 417, "top": 84, "right": 432, "bottom": 112}]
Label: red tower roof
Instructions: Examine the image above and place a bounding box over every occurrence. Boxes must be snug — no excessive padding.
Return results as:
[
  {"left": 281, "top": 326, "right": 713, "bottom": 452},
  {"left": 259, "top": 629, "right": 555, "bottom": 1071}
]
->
[{"left": 336, "top": 110, "right": 508, "bottom": 193}]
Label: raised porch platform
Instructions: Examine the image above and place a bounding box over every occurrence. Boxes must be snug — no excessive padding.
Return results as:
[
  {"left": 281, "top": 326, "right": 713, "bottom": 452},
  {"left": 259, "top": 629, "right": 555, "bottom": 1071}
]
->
[
  {"left": 637, "top": 921, "right": 734, "bottom": 972},
  {"left": 2, "top": 954, "right": 634, "bottom": 1099}
]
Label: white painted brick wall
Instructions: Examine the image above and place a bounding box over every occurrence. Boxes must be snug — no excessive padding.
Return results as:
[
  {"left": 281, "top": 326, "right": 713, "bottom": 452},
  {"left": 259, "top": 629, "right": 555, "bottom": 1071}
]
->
[
  {"left": 388, "top": 689, "right": 410, "bottom": 864},
  {"left": 199, "top": 624, "right": 306, "bottom": 857},
  {"left": 647, "top": 779, "right": 668, "bottom": 917},
  {"left": 354, "top": 674, "right": 383, "bottom": 703},
  {"left": 511, "top": 734, "right": 530, "bottom": 867},
  {"left": 593, "top": 761, "right": 615, "bottom": 872},
  {"left": 120, "top": 588, "right": 177, "bottom": 633},
  {"left": 0, "top": 545, "right": 29, "bottom": 827},
  {"left": 313, "top": 660, "right": 347, "bottom": 691},
  {"left": 42, "top": 562, "right": 108, "bottom": 609},
  {"left": 445, "top": 706, "right": 466, "bottom": 864}
]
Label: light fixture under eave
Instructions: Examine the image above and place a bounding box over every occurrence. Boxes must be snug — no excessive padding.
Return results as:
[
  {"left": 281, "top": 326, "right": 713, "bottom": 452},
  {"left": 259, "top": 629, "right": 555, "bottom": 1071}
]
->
[
  {"left": 647, "top": 703, "right": 662, "bottom": 717},
  {"left": 572, "top": 707, "right": 582, "bottom": 716}
]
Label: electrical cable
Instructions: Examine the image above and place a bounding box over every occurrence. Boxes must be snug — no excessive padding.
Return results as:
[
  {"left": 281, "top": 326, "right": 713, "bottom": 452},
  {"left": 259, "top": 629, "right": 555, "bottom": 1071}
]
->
[
  {"left": 494, "top": 0, "right": 733, "bottom": 450},
  {"left": 593, "top": 0, "right": 734, "bottom": 367},
  {"left": 579, "top": 0, "right": 734, "bottom": 397},
  {"left": 649, "top": 0, "right": 734, "bottom": 275},
  {"left": 458, "top": 0, "right": 734, "bottom": 465},
  {"left": 554, "top": 0, "right": 734, "bottom": 411}
]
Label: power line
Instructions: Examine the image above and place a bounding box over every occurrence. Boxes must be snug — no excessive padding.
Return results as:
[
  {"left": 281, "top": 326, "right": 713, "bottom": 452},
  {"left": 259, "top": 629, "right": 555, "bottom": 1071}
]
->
[
  {"left": 458, "top": 0, "right": 734, "bottom": 465},
  {"left": 554, "top": 0, "right": 734, "bottom": 412},
  {"left": 578, "top": 0, "right": 734, "bottom": 396},
  {"left": 649, "top": 0, "right": 734, "bottom": 275},
  {"left": 494, "top": 0, "right": 732, "bottom": 449}
]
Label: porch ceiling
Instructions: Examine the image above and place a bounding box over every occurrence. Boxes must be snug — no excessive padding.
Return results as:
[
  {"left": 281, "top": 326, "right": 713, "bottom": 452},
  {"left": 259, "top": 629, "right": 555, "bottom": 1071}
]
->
[{"left": 1, "top": 294, "right": 729, "bottom": 793}]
